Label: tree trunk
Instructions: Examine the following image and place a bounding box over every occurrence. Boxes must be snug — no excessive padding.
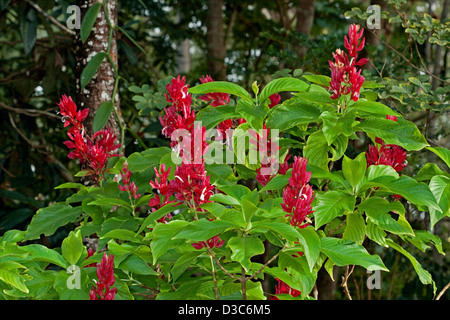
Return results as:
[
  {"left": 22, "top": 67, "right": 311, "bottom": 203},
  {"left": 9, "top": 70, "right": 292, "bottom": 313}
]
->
[
  {"left": 75, "top": 0, "right": 122, "bottom": 144},
  {"left": 206, "top": 0, "right": 226, "bottom": 80},
  {"left": 295, "top": 0, "right": 316, "bottom": 58}
]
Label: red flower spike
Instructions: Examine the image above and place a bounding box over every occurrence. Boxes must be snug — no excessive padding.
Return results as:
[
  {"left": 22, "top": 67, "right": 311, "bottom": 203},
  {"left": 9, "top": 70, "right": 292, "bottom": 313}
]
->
[
  {"left": 149, "top": 164, "right": 176, "bottom": 223},
  {"left": 329, "top": 24, "right": 367, "bottom": 104},
  {"left": 268, "top": 93, "right": 281, "bottom": 108},
  {"left": 281, "top": 156, "right": 315, "bottom": 229},
  {"left": 89, "top": 253, "right": 117, "bottom": 300},
  {"left": 58, "top": 95, "right": 121, "bottom": 181},
  {"left": 192, "top": 235, "right": 225, "bottom": 250}
]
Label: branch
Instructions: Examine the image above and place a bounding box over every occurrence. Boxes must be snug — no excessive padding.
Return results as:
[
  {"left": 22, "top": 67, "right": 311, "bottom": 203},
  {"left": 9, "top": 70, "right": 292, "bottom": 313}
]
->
[
  {"left": 0, "top": 101, "right": 60, "bottom": 119},
  {"left": 436, "top": 281, "right": 450, "bottom": 300},
  {"left": 24, "top": 0, "right": 76, "bottom": 36},
  {"left": 341, "top": 265, "right": 355, "bottom": 300}
]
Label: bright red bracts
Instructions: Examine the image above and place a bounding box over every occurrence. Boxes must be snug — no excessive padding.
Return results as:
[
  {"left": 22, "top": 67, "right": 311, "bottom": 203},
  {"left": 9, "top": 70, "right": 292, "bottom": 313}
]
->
[
  {"left": 58, "top": 95, "right": 121, "bottom": 181},
  {"left": 118, "top": 161, "right": 141, "bottom": 200},
  {"left": 89, "top": 253, "right": 117, "bottom": 300},
  {"left": 281, "top": 156, "right": 315, "bottom": 229},
  {"left": 329, "top": 24, "right": 368, "bottom": 104}
]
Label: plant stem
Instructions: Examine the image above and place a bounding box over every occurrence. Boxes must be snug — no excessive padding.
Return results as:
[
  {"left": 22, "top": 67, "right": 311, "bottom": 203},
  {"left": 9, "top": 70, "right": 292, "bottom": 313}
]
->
[{"left": 208, "top": 253, "right": 219, "bottom": 300}]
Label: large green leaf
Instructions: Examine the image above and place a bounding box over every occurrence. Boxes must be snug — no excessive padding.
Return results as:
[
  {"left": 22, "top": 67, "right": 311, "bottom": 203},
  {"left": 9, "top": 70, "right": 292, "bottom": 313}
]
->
[
  {"left": 359, "top": 168, "right": 441, "bottom": 213},
  {"left": 313, "top": 191, "right": 356, "bottom": 229},
  {"left": 125, "top": 147, "right": 171, "bottom": 173},
  {"left": 173, "top": 218, "right": 234, "bottom": 241},
  {"left": 21, "top": 244, "right": 69, "bottom": 269},
  {"left": 61, "top": 230, "right": 84, "bottom": 266},
  {"left": 387, "top": 239, "right": 435, "bottom": 292},
  {"left": 265, "top": 100, "right": 321, "bottom": 130},
  {"left": 349, "top": 101, "right": 399, "bottom": 118},
  {"left": 429, "top": 175, "right": 450, "bottom": 228},
  {"left": 24, "top": 203, "right": 83, "bottom": 241},
  {"left": 296, "top": 226, "right": 321, "bottom": 271},
  {"left": 189, "top": 81, "right": 252, "bottom": 101},
  {"left": 227, "top": 236, "right": 265, "bottom": 272},
  {"left": 342, "top": 211, "right": 366, "bottom": 245},
  {"left": 320, "top": 237, "right": 388, "bottom": 271},
  {"left": 195, "top": 105, "right": 241, "bottom": 129},
  {"left": 0, "top": 268, "right": 30, "bottom": 294},
  {"left": 303, "top": 131, "right": 329, "bottom": 171},
  {"left": 355, "top": 117, "right": 428, "bottom": 151},
  {"left": 150, "top": 220, "right": 189, "bottom": 264},
  {"left": 258, "top": 77, "right": 309, "bottom": 104},
  {"left": 427, "top": 147, "right": 450, "bottom": 168},
  {"left": 342, "top": 153, "right": 367, "bottom": 190},
  {"left": 358, "top": 197, "right": 413, "bottom": 236},
  {"left": 320, "top": 111, "right": 356, "bottom": 145}
]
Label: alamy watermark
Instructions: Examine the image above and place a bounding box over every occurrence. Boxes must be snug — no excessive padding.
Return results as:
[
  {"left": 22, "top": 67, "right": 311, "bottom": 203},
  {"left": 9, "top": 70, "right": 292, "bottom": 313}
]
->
[{"left": 366, "top": 5, "right": 381, "bottom": 30}]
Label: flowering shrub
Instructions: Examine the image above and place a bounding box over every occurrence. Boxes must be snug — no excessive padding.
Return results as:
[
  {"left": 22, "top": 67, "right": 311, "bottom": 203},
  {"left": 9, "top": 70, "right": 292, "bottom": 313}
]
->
[{"left": 0, "top": 23, "right": 448, "bottom": 301}]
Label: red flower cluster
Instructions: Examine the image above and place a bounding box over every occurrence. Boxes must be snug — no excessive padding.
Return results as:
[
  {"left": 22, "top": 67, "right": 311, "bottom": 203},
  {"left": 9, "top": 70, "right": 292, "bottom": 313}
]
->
[
  {"left": 89, "top": 253, "right": 117, "bottom": 300},
  {"left": 118, "top": 162, "right": 141, "bottom": 200},
  {"left": 281, "top": 156, "right": 315, "bottom": 229},
  {"left": 366, "top": 115, "right": 407, "bottom": 173},
  {"left": 156, "top": 77, "right": 214, "bottom": 214},
  {"left": 268, "top": 93, "right": 281, "bottom": 108},
  {"left": 160, "top": 76, "right": 196, "bottom": 145},
  {"left": 58, "top": 95, "right": 121, "bottom": 181},
  {"left": 329, "top": 24, "right": 368, "bottom": 103},
  {"left": 271, "top": 278, "right": 301, "bottom": 300},
  {"left": 149, "top": 164, "right": 176, "bottom": 223},
  {"left": 192, "top": 234, "right": 225, "bottom": 250},
  {"left": 169, "top": 162, "right": 214, "bottom": 210}
]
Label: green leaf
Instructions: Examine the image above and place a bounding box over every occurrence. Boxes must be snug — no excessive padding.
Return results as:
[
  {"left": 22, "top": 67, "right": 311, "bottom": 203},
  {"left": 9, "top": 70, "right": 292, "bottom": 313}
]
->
[
  {"left": 173, "top": 219, "right": 234, "bottom": 241},
  {"left": 54, "top": 182, "right": 89, "bottom": 191},
  {"left": 343, "top": 211, "right": 366, "bottom": 245},
  {"left": 80, "top": 2, "right": 102, "bottom": 43},
  {"left": 259, "top": 173, "right": 290, "bottom": 192},
  {"left": 429, "top": 175, "right": 450, "bottom": 228},
  {"left": 355, "top": 117, "right": 428, "bottom": 151},
  {"left": 302, "top": 74, "right": 331, "bottom": 87},
  {"left": 150, "top": 220, "right": 189, "bottom": 264},
  {"left": 61, "top": 230, "right": 83, "bottom": 266},
  {"left": 171, "top": 251, "right": 203, "bottom": 282},
  {"left": 236, "top": 99, "right": 267, "bottom": 130},
  {"left": 137, "top": 203, "right": 187, "bottom": 234},
  {"left": 217, "top": 185, "right": 251, "bottom": 203},
  {"left": 195, "top": 105, "right": 240, "bottom": 129},
  {"left": 20, "top": 7, "right": 37, "bottom": 55},
  {"left": 427, "top": 147, "right": 450, "bottom": 168},
  {"left": 118, "top": 254, "right": 158, "bottom": 275},
  {"left": 366, "top": 220, "right": 388, "bottom": 247},
  {"left": 296, "top": 226, "right": 321, "bottom": 271},
  {"left": 88, "top": 197, "right": 133, "bottom": 213},
  {"left": 359, "top": 197, "right": 413, "bottom": 235},
  {"left": 265, "top": 100, "right": 321, "bottom": 130},
  {"left": 350, "top": 101, "right": 398, "bottom": 118},
  {"left": 24, "top": 203, "right": 83, "bottom": 241},
  {"left": 101, "top": 229, "right": 144, "bottom": 243},
  {"left": 92, "top": 101, "right": 114, "bottom": 132},
  {"left": 320, "top": 111, "right": 356, "bottom": 145},
  {"left": 126, "top": 147, "right": 171, "bottom": 173},
  {"left": 189, "top": 81, "right": 252, "bottom": 101},
  {"left": 80, "top": 52, "right": 106, "bottom": 89},
  {"left": 313, "top": 191, "right": 356, "bottom": 229},
  {"left": 251, "top": 222, "right": 301, "bottom": 242},
  {"left": 386, "top": 239, "right": 434, "bottom": 291},
  {"left": 303, "top": 131, "right": 329, "bottom": 171},
  {"left": 359, "top": 170, "right": 441, "bottom": 213},
  {"left": 21, "top": 244, "right": 69, "bottom": 269},
  {"left": 278, "top": 252, "right": 317, "bottom": 298},
  {"left": 228, "top": 236, "right": 265, "bottom": 272},
  {"left": 259, "top": 77, "right": 309, "bottom": 104},
  {"left": 54, "top": 269, "right": 90, "bottom": 300},
  {"left": 0, "top": 269, "right": 29, "bottom": 293},
  {"left": 342, "top": 153, "right": 367, "bottom": 190},
  {"left": 320, "top": 237, "right": 388, "bottom": 271}
]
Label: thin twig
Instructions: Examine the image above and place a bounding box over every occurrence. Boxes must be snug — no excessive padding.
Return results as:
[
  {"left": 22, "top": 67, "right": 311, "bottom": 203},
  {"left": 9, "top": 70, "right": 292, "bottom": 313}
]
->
[
  {"left": 205, "top": 245, "right": 240, "bottom": 280},
  {"left": 341, "top": 265, "right": 355, "bottom": 300},
  {"left": 436, "top": 281, "right": 450, "bottom": 300},
  {"left": 24, "top": 0, "right": 76, "bottom": 36},
  {"left": 0, "top": 101, "right": 60, "bottom": 119}
]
